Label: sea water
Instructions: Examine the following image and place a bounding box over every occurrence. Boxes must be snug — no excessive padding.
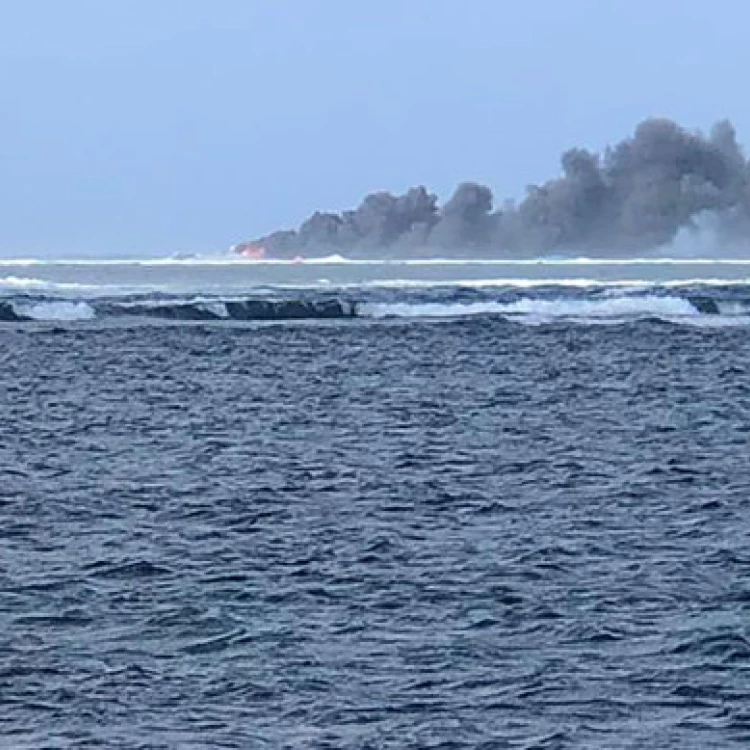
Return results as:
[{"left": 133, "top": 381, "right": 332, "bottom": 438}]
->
[{"left": 2, "top": 256, "right": 750, "bottom": 748}]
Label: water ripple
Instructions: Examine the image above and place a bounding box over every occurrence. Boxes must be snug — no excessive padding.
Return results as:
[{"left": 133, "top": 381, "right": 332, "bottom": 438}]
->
[{"left": 2, "top": 319, "right": 750, "bottom": 747}]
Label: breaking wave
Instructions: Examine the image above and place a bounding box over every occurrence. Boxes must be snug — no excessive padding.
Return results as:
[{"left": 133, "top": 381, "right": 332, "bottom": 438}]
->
[
  {"left": 0, "top": 276, "right": 102, "bottom": 293},
  {"left": 3, "top": 300, "right": 97, "bottom": 321},
  {"left": 3, "top": 284, "right": 750, "bottom": 326},
  {"left": 362, "top": 296, "right": 700, "bottom": 320},
  {"left": 102, "top": 298, "right": 357, "bottom": 321}
]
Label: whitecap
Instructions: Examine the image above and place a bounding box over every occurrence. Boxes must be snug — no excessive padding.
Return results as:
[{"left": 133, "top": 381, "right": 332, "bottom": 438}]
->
[
  {"left": 361, "top": 295, "right": 700, "bottom": 321},
  {"left": 14, "top": 301, "right": 96, "bottom": 321}
]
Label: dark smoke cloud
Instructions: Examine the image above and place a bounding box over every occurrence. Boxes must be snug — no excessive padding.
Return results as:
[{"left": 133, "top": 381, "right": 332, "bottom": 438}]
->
[{"left": 237, "top": 118, "right": 750, "bottom": 258}]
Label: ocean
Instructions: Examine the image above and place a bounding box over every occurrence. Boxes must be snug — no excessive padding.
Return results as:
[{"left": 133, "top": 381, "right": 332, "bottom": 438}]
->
[{"left": 2, "top": 256, "right": 750, "bottom": 748}]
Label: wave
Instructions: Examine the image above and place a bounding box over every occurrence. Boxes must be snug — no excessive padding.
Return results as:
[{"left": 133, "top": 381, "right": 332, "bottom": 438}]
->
[
  {"left": 361, "top": 296, "right": 700, "bottom": 320},
  {"left": 0, "top": 297, "right": 354, "bottom": 322},
  {"left": 0, "top": 258, "right": 43, "bottom": 266},
  {"left": 5, "top": 272, "right": 750, "bottom": 301},
  {"left": 103, "top": 298, "right": 357, "bottom": 321},
  {"left": 117, "top": 295, "right": 697, "bottom": 324},
  {"left": 0, "top": 276, "right": 105, "bottom": 293},
  {"left": 3, "top": 284, "right": 750, "bottom": 326},
  {"left": 715, "top": 300, "right": 750, "bottom": 315},
  {"left": 4, "top": 301, "right": 97, "bottom": 321}
]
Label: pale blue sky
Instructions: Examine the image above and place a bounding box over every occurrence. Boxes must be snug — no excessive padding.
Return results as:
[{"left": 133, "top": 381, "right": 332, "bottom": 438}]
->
[{"left": 1, "top": 0, "right": 748, "bottom": 256}]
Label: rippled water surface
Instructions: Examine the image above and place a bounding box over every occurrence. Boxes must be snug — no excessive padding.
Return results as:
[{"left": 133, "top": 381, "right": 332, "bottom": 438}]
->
[{"left": 2, "top": 307, "right": 750, "bottom": 747}]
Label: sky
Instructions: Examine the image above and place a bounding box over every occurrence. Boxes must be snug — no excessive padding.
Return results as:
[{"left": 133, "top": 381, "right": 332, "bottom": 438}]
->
[{"left": 0, "top": 0, "right": 748, "bottom": 257}]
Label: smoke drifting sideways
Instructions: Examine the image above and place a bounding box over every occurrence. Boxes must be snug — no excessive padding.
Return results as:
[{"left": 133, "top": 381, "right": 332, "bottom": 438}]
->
[{"left": 236, "top": 118, "right": 750, "bottom": 259}]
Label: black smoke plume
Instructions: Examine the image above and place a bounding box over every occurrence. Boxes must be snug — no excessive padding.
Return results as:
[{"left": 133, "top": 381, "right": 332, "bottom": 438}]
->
[{"left": 236, "top": 118, "right": 750, "bottom": 258}]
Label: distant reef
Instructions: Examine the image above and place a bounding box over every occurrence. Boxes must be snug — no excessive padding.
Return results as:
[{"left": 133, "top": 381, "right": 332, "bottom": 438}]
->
[{"left": 234, "top": 118, "right": 750, "bottom": 259}]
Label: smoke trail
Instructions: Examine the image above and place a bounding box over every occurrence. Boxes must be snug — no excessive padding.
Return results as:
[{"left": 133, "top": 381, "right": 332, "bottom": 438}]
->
[{"left": 236, "top": 118, "right": 750, "bottom": 258}]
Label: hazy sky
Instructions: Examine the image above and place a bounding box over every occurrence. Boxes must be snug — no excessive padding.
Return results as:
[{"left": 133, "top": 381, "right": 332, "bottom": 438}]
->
[{"left": 1, "top": 0, "right": 748, "bottom": 256}]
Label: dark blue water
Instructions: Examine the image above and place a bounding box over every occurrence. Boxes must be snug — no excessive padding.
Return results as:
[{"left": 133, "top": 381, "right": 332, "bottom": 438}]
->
[{"left": 2, "top": 308, "right": 750, "bottom": 747}]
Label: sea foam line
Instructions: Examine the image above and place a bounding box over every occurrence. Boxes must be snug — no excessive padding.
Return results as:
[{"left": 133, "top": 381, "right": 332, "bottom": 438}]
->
[{"left": 361, "top": 295, "right": 700, "bottom": 320}]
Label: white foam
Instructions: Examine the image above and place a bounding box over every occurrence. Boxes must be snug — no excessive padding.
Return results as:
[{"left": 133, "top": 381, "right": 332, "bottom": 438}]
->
[
  {"left": 0, "top": 276, "right": 51, "bottom": 290},
  {"left": 362, "top": 295, "right": 700, "bottom": 321},
  {"left": 499, "top": 296, "right": 698, "bottom": 318},
  {"left": 14, "top": 301, "right": 96, "bottom": 321},
  {"left": 114, "top": 295, "right": 250, "bottom": 309},
  {"left": 195, "top": 301, "right": 229, "bottom": 318},
  {"left": 0, "top": 276, "right": 100, "bottom": 292},
  {"left": 0, "top": 259, "right": 42, "bottom": 266},
  {"left": 302, "top": 254, "right": 351, "bottom": 264}
]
